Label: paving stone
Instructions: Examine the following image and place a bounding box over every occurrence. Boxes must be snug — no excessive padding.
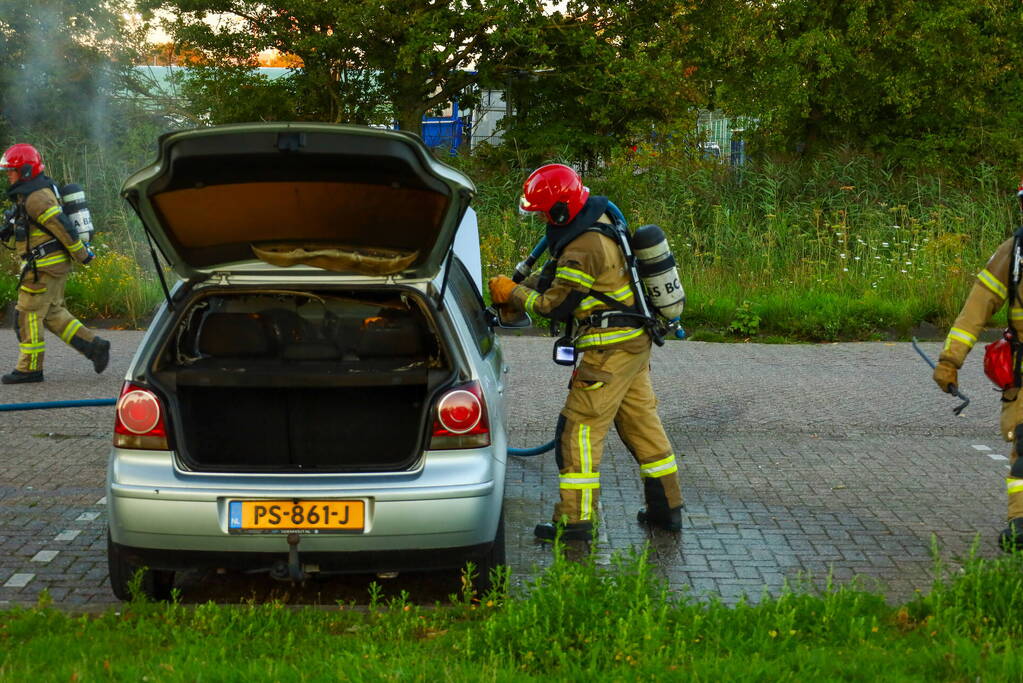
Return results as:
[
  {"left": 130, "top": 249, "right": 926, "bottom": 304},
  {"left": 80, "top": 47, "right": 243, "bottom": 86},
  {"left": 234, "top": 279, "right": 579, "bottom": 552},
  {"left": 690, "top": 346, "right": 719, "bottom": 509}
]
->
[{"left": 0, "top": 332, "right": 1012, "bottom": 607}]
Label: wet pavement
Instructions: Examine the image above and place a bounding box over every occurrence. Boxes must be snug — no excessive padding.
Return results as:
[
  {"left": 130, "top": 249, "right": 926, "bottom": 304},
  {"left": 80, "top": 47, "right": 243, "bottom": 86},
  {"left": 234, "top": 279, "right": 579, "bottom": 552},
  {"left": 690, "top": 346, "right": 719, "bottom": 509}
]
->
[{"left": 0, "top": 330, "right": 1009, "bottom": 608}]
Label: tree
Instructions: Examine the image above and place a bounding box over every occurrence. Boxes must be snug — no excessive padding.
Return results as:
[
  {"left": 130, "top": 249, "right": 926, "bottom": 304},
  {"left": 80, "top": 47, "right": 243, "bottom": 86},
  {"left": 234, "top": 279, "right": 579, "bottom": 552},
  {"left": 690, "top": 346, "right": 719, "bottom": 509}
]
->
[
  {"left": 140, "top": 0, "right": 547, "bottom": 129},
  {"left": 499, "top": 1, "right": 705, "bottom": 165},
  {"left": 0, "top": 0, "right": 139, "bottom": 138},
  {"left": 692, "top": 0, "right": 1023, "bottom": 169}
]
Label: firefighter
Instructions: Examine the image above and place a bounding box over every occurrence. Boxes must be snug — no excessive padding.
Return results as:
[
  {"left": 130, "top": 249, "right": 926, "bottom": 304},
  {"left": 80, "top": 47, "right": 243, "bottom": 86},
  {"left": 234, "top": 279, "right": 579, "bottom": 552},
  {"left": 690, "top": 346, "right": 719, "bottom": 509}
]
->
[
  {"left": 0, "top": 143, "right": 109, "bottom": 384},
  {"left": 934, "top": 179, "right": 1023, "bottom": 550},
  {"left": 489, "top": 164, "right": 683, "bottom": 541}
]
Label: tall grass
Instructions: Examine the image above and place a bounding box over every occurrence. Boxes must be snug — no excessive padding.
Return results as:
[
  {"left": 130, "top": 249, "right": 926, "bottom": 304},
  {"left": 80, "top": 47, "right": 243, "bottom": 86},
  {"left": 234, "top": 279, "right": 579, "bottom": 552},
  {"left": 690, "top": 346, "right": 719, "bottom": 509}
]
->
[
  {"left": 3, "top": 130, "right": 1014, "bottom": 337},
  {"left": 460, "top": 146, "right": 1017, "bottom": 340},
  {"left": 5, "top": 546, "right": 1023, "bottom": 679}
]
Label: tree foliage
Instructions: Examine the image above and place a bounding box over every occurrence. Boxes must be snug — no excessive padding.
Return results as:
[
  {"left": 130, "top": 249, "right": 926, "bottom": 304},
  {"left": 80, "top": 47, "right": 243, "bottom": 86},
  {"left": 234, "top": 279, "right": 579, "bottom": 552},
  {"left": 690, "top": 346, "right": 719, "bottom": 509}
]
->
[
  {"left": 693, "top": 0, "right": 1023, "bottom": 170},
  {"left": 141, "top": 0, "right": 546, "bottom": 130},
  {"left": 499, "top": 1, "right": 705, "bottom": 165}
]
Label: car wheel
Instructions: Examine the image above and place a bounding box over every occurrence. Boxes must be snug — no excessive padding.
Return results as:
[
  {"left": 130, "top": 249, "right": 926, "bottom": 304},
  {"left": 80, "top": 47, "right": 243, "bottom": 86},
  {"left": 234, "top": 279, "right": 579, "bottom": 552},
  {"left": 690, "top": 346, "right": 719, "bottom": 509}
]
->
[
  {"left": 107, "top": 529, "right": 175, "bottom": 602},
  {"left": 472, "top": 510, "right": 506, "bottom": 595}
]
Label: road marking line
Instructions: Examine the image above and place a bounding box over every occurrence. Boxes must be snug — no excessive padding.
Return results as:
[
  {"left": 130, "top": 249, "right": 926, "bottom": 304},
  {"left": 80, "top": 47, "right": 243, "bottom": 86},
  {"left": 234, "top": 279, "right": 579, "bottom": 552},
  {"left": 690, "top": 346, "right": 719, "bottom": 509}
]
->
[
  {"left": 31, "top": 550, "right": 58, "bottom": 563},
  {"left": 973, "top": 445, "right": 993, "bottom": 451},
  {"left": 4, "top": 573, "right": 34, "bottom": 588},
  {"left": 988, "top": 454, "right": 1009, "bottom": 461},
  {"left": 54, "top": 530, "right": 80, "bottom": 542},
  {"left": 75, "top": 512, "right": 100, "bottom": 522}
]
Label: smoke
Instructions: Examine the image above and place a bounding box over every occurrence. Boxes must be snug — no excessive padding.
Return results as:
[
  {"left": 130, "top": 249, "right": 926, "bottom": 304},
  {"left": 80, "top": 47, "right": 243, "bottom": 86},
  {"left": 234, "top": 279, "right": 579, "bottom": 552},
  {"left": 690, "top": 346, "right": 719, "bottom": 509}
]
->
[{"left": 5, "top": 1, "right": 117, "bottom": 147}]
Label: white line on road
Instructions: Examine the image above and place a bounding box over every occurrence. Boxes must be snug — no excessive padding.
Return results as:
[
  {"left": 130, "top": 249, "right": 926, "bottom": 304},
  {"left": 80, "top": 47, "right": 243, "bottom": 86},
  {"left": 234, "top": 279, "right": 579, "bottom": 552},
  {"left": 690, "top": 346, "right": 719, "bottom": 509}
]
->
[
  {"left": 973, "top": 445, "right": 993, "bottom": 451},
  {"left": 31, "top": 551, "right": 58, "bottom": 563},
  {"left": 54, "top": 530, "right": 80, "bottom": 542},
  {"left": 4, "top": 573, "right": 33, "bottom": 588},
  {"left": 75, "top": 512, "right": 100, "bottom": 522},
  {"left": 988, "top": 454, "right": 1009, "bottom": 461}
]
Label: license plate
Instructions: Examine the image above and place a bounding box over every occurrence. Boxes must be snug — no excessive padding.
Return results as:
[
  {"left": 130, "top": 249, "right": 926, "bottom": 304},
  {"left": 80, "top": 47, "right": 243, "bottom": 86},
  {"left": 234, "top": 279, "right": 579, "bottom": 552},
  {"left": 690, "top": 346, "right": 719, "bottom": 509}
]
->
[{"left": 228, "top": 500, "right": 364, "bottom": 533}]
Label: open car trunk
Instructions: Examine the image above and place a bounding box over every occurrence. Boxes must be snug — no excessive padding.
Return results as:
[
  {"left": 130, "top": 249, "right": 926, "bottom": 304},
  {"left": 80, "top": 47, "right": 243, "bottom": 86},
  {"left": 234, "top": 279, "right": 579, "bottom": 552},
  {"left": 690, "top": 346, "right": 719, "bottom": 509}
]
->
[{"left": 149, "top": 287, "right": 453, "bottom": 473}]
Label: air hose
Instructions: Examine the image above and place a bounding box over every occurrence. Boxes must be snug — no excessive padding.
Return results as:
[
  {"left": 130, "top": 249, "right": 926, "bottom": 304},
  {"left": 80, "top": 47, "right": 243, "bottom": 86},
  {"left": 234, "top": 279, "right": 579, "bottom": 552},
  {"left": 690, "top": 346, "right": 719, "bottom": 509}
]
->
[{"left": 0, "top": 398, "right": 116, "bottom": 412}]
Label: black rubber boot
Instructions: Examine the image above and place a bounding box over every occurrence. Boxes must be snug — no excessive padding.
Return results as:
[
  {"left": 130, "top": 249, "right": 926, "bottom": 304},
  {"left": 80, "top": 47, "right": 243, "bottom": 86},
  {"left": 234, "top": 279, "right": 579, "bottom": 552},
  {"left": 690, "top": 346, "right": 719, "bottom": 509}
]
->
[
  {"left": 2, "top": 369, "right": 43, "bottom": 384},
  {"left": 534, "top": 521, "right": 593, "bottom": 542},
  {"left": 637, "top": 506, "right": 683, "bottom": 532},
  {"left": 1000, "top": 518, "right": 1023, "bottom": 552},
  {"left": 71, "top": 335, "right": 110, "bottom": 374}
]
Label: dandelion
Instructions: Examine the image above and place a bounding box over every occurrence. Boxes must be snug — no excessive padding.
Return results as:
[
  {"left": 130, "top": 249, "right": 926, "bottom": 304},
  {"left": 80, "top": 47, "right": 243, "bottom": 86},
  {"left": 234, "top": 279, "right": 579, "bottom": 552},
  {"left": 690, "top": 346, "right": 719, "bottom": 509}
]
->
[
  {"left": 840, "top": 253, "right": 847, "bottom": 259},
  {"left": 854, "top": 256, "right": 861, "bottom": 261}
]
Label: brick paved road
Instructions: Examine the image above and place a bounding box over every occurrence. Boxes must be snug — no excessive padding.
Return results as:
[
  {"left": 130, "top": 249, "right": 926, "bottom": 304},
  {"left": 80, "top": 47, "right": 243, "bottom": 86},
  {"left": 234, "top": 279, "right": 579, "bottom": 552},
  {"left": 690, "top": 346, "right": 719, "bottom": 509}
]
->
[{"left": 0, "top": 331, "right": 1009, "bottom": 608}]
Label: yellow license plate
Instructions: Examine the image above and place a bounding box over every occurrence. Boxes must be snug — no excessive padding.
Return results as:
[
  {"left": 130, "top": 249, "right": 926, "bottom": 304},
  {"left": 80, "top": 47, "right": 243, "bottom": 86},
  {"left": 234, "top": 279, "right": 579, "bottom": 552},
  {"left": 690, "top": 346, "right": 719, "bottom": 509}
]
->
[{"left": 228, "top": 500, "right": 364, "bottom": 533}]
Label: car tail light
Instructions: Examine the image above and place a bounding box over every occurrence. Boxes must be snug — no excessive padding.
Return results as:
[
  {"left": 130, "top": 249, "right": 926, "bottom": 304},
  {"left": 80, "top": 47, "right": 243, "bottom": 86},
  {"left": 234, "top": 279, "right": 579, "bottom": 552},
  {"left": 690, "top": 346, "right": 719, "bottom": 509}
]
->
[
  {"left": 429, "top": 381, "right": 490, "bottom": 450},
  {"left": 113, "top": 382, "right": 169, "bottom": 450}
]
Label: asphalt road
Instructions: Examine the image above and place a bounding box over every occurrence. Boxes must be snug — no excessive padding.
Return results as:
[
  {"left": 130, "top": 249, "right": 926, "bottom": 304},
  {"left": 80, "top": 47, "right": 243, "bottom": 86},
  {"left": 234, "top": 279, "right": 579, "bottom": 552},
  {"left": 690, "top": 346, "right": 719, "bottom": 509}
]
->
[{"left": 0, "top": 330, "right": 1009, "bottom": 608}]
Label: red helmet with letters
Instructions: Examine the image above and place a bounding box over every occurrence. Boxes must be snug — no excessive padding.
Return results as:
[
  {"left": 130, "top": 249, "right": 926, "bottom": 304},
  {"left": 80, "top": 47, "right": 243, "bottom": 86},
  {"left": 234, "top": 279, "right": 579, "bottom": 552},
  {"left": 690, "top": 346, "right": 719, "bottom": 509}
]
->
[
  {"left": 519, "top": 164, "right": 589, "bottom": 225},
  {"left": 0, "top": 143, "right": 44, "bottom": 181}
]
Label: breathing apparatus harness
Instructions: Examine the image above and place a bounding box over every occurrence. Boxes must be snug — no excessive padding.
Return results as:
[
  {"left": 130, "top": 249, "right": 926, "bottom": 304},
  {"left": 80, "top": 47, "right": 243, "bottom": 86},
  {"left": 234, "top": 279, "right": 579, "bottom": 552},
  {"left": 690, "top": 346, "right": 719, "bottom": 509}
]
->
[
  {"left": 2, "top": 175, "right": 95, "bottom": 282},
  {"left": 537, "top": 197, "right": 684, "bottom": 364}
]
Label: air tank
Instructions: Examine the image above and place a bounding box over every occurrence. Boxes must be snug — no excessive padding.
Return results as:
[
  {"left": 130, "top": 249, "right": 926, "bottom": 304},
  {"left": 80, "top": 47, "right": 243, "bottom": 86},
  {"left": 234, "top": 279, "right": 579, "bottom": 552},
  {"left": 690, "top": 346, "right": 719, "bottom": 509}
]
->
[
  {"left": 631, "top": 224, "right": 684, "bottom": 322},
  {"left": 59, "top": 183, "right": 93, "bottom": 243}
]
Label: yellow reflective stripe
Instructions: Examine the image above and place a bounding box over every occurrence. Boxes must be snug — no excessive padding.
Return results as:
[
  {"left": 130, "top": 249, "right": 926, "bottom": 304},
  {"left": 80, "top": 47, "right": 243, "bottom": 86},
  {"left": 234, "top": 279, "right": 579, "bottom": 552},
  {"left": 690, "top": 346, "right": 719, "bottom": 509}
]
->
[
  {"left": 29, "top": 229, "right": 47, "bottom": 238},
  {"left": 576, "top": 327, "right": 645, "bottom": 349},
  {"left": 60, "top": 319, "right": 83, "bottom": 343},
  {"left": 576, "top": 285, "right": 634, "bottom": 313},
  {"left": 36, "top": 205, "right": 62, "bottom": 224},
  {"left": 641, "top": 454, "right": 679, "bottom": 478},
  {"left": 1008, "top": 478, "right": 1023, "bottom": 495},
  {"left": 525, "top": 291, "right": 540, "bottom": 316},
  {"left": 19, "top": 284, "right": 46, "bottom": 294},
  {"left": 34, "top": 253, "right": 69, "bottom": 267},
  {"left": 556, "top": 267, "right": 595, "bottom": 288},
  {"left": 946, "top": 327, "right": 977, "bottom": 349},
  {"left": 29, "top": 313, "right": 39, "bottom": 344},
  {"left": 18, "top": 342, "right": 45, "bottom": 353},
  {"left": 580, "top": 381, "right": 604, "bottom": 391},
  {"left": 1012, "top": 307, "right": 1023, "bottom": 321},
  {"left": 578, "top": 424, "right": 592, "bottom": 474},
  {"left": 560, "top": 473, "right": 600, "bottom": 488},
  {"left": 978, "top": 269, "right": 1008, "bottom": 299},
  {"left": 67, "top": 240, "right": 85, "bottom": 253}
]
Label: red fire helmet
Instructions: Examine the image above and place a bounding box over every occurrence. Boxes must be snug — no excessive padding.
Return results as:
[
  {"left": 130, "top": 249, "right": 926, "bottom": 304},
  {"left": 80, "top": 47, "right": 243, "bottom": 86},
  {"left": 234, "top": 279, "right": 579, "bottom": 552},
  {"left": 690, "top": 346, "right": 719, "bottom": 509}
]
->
[
  {"left": 519, "top": 164, "right": 589, "bottom": 225},
  {"left": 0, "top": 143, "right": 44, "bottom": 181}
]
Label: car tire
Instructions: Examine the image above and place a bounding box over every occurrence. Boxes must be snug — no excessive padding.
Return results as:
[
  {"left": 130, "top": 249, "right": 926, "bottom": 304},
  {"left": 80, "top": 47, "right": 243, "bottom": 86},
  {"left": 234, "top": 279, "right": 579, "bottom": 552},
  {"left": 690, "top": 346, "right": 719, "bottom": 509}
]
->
[
  {"left": 107, "top": 529, "right": 175, "bottom": 602},
  {"left": 472, "top": 510, "right": 506, "bottom": 595}
]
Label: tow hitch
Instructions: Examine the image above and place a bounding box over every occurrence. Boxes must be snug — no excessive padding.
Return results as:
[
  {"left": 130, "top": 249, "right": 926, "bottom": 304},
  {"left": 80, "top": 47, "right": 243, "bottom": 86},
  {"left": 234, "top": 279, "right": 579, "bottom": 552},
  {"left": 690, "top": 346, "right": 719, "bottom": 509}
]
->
[{"left": 270, "top": 534, "right": 309, "bottom": 582}]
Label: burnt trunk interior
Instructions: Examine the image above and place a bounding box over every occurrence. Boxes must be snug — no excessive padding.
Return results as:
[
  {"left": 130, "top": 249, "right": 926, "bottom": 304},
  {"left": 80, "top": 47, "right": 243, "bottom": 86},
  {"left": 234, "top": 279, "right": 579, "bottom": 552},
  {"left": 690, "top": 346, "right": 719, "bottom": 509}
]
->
[{"left": 154, "top": 288, "right": 450, "bottom": 472}]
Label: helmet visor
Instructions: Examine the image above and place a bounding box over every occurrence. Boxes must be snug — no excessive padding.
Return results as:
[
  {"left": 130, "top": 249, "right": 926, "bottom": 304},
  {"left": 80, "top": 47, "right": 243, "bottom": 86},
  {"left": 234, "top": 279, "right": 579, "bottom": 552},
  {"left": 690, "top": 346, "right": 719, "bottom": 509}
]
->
[{"left": 518, "top": 194, "right": 538, "bottom": 217}]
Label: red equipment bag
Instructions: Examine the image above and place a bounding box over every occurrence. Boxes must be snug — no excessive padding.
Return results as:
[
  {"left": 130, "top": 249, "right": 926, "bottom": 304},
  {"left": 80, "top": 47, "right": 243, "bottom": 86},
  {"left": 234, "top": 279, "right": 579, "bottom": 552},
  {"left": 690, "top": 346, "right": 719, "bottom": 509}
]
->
[{"left": 984, "top": 334, "right": 1016, "bottom": 391}]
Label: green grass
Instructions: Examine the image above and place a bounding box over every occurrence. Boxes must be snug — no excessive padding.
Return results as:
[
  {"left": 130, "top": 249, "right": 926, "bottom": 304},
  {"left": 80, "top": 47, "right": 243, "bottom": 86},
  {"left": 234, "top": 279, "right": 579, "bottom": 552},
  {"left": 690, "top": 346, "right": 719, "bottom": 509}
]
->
[{"left": 5, "top": 546, "right": 1023, "bottom": 680}]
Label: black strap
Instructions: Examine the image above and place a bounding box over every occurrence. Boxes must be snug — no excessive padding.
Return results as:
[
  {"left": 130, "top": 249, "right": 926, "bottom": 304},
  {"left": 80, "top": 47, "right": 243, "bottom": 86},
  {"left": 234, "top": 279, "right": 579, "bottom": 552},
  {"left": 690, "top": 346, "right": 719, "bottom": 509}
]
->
[{"left": 1010, "top": 226, "right": 1023, "bottom": 388}]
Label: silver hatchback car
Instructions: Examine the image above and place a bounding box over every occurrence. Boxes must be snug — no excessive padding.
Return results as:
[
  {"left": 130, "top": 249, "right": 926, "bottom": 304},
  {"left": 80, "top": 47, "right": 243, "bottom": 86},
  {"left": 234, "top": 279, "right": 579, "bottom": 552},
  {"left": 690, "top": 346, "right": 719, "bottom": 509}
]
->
[{"left": 106, "top": 123, "right": 509, "bottom": 600}]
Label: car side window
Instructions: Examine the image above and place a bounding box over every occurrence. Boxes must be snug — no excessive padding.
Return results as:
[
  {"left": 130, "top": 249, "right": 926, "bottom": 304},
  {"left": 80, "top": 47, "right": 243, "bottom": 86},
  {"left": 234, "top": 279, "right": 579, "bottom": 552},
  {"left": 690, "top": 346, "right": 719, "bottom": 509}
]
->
[{"left": 448, "top": 256, "right": 494, "bottom": 357}]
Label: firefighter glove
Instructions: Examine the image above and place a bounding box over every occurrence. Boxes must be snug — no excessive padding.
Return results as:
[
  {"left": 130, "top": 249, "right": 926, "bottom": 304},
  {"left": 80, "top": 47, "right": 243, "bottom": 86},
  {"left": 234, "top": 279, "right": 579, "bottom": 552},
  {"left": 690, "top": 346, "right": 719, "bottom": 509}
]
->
[
  {"left": 933, "top": 360, "right": 959, "bottom": 394},
  {"left": 488, "top": 275, "right": 516, "bottom": 305}
]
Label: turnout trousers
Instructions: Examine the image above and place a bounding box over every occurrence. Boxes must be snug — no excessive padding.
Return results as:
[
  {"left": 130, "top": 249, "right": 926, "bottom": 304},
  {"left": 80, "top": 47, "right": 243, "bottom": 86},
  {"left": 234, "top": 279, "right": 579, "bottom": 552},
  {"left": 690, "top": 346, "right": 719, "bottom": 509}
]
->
[
  {"left": 14, "top": 270, "right": 95, "bottom": 373},
  {"left": 553, "top": 344, "right": 683, "bottom": 525}
]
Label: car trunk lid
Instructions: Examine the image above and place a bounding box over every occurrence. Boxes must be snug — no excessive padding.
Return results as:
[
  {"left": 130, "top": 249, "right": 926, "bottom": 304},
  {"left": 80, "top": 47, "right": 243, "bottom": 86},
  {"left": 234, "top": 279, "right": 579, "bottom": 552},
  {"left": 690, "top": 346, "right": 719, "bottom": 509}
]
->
[{"left": 121, "top": 123, "right": 475, "bottom": 283}]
